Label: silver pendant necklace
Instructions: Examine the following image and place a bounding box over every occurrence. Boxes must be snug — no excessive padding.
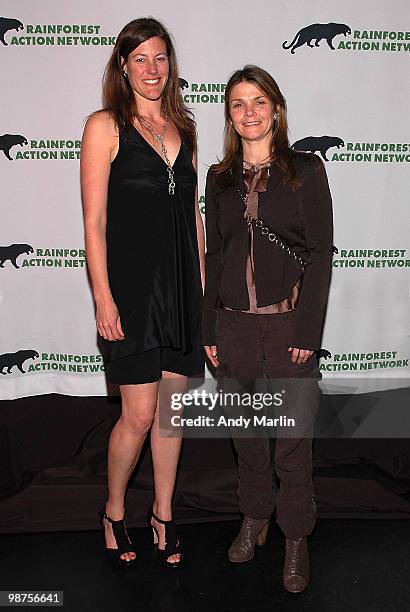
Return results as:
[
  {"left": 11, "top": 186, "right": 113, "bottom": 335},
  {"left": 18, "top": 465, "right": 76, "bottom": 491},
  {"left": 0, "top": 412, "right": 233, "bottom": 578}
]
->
[{"left": 139, "top": 113, "right": 176, "bottom": 195}]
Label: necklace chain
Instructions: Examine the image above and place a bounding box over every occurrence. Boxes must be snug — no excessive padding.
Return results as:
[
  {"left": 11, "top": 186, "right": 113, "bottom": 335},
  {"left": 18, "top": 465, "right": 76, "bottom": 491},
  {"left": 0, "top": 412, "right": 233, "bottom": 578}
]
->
[
  {"left": 243, "top": 154, "right": 272, "bottom": 167},
  {"left": 139, "top": 113, "right": 176, "bottom": 195},
  {"left": 229, "top": 168, "right": 306, "bottom": 268}
]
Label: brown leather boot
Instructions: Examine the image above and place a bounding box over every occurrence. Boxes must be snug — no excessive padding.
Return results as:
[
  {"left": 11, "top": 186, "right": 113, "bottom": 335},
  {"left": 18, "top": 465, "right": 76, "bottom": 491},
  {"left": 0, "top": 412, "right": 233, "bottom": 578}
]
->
[
  {"left": 228, "top": 516, "right": 270, "bottom": 563},
  {"left": 283, "top": 537, "right": 309, "bottom": 593}
]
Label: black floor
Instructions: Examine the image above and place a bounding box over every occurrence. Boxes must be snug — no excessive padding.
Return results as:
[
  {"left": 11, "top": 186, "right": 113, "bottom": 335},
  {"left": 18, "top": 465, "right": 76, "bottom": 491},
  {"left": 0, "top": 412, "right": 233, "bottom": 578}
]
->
[{"left": 1, "top": 519, "right": 409, "bottom": 612}]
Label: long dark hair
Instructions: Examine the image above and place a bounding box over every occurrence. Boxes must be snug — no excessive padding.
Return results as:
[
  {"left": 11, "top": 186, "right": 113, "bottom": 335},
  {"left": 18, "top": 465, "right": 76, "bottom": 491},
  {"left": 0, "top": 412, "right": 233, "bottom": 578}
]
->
[
  {"left": 212, "top": 65, "right": 301, "bottom": 189},
  {"left": 102, "top": 17, "right": 196, "bottom": 147}
]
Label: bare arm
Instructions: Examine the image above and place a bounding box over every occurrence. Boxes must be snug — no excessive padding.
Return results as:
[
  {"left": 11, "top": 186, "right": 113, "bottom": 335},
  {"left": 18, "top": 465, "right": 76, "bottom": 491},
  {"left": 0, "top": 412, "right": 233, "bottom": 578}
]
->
[
  {"left": 80, "top": 111, "right": 123, "bottom": 341},
  {"left": 192, "top": 150, "right": 205, "bottom": 291}
]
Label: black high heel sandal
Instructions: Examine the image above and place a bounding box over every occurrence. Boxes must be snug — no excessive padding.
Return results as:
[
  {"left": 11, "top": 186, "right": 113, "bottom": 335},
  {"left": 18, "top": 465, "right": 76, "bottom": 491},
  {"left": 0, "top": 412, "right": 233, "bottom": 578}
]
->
[
  {"left": 148, "top": 509, "right": 183, "bottom": 569},
  {"left": 98, "top": 505, "right": 137, "bottom": 569}
]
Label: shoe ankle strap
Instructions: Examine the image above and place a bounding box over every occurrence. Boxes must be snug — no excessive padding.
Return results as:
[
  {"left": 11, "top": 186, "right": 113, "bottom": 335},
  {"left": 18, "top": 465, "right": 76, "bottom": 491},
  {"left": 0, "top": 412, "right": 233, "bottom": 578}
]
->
[
  {"left": 101, "top": 510, "right": 125, "bottom": 525},
  {"left": 151, "top": 511, "right": 173, "bottom": 525},
  {"left": 102, "top": 512, "right": 113, "bottom": 524}
]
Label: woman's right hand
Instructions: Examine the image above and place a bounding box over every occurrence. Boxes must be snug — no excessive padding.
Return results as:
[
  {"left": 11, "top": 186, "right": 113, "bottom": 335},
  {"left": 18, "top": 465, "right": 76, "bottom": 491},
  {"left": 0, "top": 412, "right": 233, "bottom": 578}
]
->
[
  {"left": 96, "top": 298, "right": 125, "bottom": 341},
  {"left": 204, "top": 345, "right": 219, "bottom": 368}
]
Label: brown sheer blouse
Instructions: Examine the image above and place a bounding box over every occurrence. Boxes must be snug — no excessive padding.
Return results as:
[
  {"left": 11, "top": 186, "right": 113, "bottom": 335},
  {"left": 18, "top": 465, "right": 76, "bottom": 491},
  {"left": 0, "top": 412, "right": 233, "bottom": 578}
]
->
[{"left": 225, "top": 160, "right": 300, "bottom": 314}]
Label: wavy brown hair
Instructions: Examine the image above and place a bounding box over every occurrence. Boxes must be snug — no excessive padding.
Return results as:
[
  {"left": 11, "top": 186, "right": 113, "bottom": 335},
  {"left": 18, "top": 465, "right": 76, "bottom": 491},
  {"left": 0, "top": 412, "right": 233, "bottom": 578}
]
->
[
  {"left": 102, "top": 17, "right": 196, "bottom": 148},
  {"left": 212, "top": 65, "right": 301, "bottom": 189}
]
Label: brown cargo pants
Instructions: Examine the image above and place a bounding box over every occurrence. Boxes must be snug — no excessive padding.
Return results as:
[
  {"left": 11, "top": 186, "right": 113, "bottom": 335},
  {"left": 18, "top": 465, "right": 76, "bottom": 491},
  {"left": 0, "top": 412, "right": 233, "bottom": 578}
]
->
[{"left": 215, "top": 309, "right": 320, "bottom": 539}]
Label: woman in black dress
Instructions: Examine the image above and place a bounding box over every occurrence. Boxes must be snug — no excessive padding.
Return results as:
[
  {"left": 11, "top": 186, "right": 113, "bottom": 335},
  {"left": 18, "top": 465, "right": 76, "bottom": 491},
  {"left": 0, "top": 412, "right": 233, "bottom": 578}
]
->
[
  {"left": 81, "top": 18, "right": 204, "bottom": 568},
  {"left": 203, "top": 66, "right": 333, "bottom": 592}
]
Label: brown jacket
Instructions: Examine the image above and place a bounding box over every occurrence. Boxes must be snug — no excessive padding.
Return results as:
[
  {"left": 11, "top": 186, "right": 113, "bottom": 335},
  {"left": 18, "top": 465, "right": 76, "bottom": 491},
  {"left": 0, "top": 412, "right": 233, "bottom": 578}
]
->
[{"left": 203, "top": 152, "right": 333, "bottom": 350}]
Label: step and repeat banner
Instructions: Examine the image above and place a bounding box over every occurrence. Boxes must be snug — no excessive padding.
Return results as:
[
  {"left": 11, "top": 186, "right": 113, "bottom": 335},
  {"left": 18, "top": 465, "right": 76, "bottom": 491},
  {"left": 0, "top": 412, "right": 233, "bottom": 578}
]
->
[{"left": 1, "top": 0, "right": 409, "bottom": 399}]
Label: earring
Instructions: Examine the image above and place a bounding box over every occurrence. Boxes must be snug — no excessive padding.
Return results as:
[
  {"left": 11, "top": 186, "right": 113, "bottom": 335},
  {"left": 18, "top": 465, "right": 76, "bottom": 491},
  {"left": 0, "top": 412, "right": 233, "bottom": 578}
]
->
[
  {"left": 123, "top": 71, "right": 128, "bottom": 79},
  {"left": 273, "top": 113, "right": 279, "bottom": 120}
]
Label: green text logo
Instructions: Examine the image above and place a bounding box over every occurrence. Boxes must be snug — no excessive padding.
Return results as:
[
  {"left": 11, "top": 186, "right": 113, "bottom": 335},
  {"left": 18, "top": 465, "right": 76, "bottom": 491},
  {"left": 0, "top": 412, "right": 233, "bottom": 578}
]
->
[
  {"left": 339, "top": 29, "right": 410, "bottom": 53},
  {"left": 28, "top": 353, "right": 104, "bottom": 373},
  {"left": 332, "top": 249, "right": 409, "bottom": 269},
  {"left": 15, "top": 139, "right": 81, "bottom": 160},
  {"left": 10, "top": 24, "right": 115, "bottom": 46},
  {"left": 21, "top": 248, "right": 86, "bottom": 269},
  {"left": 332, "top": 142, "right": 410, "bottom": 163},
  {"left": 180, "top": 79, "right": 226, "bottom": 104},
  {"left": 320, "top": 350, "right": 408, "bottom": 373}
]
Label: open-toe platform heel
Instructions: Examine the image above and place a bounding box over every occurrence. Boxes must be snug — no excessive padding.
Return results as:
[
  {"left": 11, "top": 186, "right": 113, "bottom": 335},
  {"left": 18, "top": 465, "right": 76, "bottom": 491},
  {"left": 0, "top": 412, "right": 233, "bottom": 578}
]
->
[
  {"left": 98, "top": 506, "right": 137, "bottom": 569},
  {"left": 148, "top": 509, "right": 183, "bottom": 569}
]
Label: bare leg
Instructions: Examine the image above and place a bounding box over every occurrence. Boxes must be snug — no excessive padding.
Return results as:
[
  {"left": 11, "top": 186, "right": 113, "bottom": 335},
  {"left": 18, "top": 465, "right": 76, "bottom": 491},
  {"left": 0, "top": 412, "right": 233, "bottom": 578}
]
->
[
  {"left": 104, "top": 381, "right": 159, "bottom": 561},
  {"left": 150, "top": 371, "right": 187, "bottom": 564}
]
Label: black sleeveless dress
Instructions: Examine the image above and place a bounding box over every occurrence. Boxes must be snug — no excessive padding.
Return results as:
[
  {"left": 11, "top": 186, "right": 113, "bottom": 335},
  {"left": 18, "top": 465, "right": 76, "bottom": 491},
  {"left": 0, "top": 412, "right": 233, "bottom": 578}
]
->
[{"left": 100, "top": 125, "right": 203, "bottom": 378}]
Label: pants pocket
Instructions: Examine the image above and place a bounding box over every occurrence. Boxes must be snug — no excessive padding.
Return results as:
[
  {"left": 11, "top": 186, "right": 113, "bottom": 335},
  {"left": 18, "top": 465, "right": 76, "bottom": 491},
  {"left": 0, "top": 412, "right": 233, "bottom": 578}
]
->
[
  {"left": 215, "top": 310, "right": 235, "bottom": 344},
  {"left": 291, "top": 355, "right": 322, "bottom": 380}
]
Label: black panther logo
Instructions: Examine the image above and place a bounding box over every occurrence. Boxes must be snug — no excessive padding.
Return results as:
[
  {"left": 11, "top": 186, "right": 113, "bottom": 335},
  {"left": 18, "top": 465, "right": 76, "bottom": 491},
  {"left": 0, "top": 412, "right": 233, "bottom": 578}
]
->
[
  {"left": 332, "top": 245, "right": 339, "bottom": 255},
  {"left": 0, "top": 244, "right": 34, "bottom": 269},
  {"left": 178, "top": 78, "right": 189, "bottom": 90},
  {"left": 283, "top": 22, "right": 351, "bottom": 54},
  {"left": 0, "top": 349, "right": 39, "bottom": 374},
  {"left": 0, "top": 133, "right": 28, "bottom": 160},
  {"left": 317, "top": 349, "right": 332, "bottom": 360},
  {"left": 0, "top": 17, "right": 24, "bottom": 46},
  {"left": 292, "top": 136, "right": 345, "bottom": 162}
]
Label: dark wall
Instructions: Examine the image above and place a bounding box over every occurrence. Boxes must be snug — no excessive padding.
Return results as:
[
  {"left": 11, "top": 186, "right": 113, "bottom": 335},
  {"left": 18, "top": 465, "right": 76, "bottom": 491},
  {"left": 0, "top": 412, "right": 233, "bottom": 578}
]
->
[{"left": 1, "top": 392, "right": 410, "bottom": 533}]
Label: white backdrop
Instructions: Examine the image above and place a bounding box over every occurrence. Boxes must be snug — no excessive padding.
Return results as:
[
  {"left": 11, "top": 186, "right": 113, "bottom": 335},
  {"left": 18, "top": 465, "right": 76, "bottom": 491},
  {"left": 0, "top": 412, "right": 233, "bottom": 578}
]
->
[{"left": 1, "top": 0, "right": 409, "bottom": 399}]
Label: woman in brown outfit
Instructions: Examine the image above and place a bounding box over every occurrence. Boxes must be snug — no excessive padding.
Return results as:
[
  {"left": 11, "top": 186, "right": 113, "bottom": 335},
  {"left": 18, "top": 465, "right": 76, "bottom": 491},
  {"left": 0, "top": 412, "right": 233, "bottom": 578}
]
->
[{"left": 203, "top": 65, "right": 333, "bottom": 592}]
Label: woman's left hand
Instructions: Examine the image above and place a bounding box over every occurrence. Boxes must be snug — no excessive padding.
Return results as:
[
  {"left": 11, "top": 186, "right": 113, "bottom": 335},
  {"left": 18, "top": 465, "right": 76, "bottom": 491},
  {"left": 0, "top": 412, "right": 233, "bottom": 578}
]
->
[{"left": 288, "top": 347, "right": 314, "bottom": 364}]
